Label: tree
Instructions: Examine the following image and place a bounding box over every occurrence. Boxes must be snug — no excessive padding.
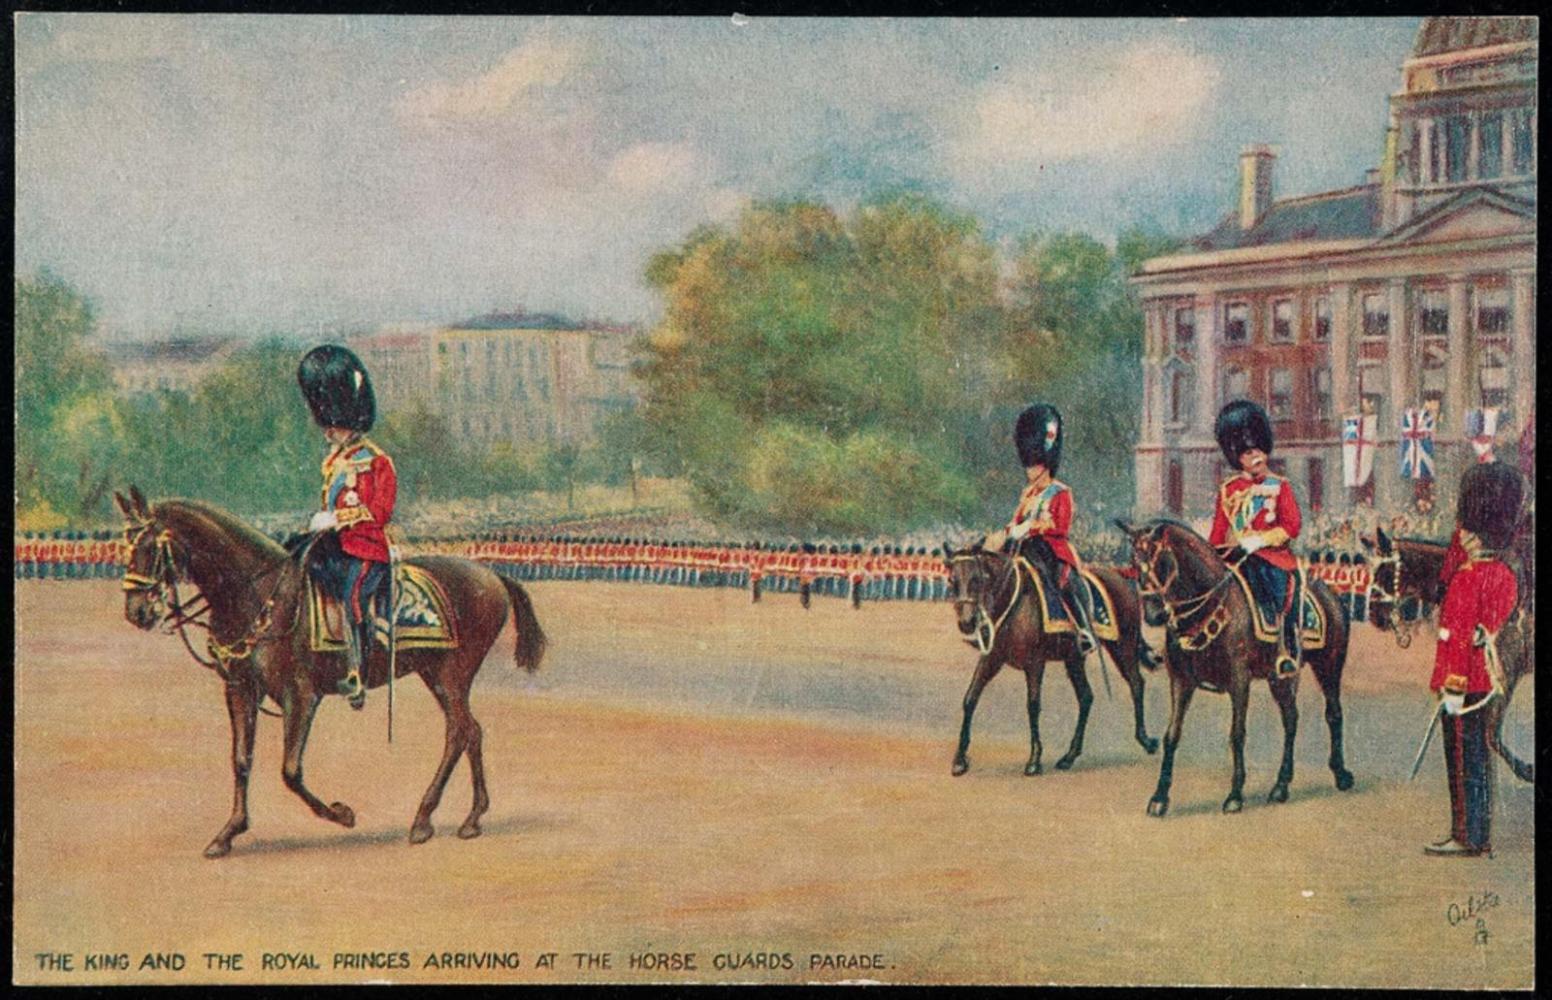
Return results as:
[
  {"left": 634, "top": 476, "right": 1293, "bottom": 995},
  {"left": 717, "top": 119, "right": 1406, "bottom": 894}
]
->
[{"left": 542, "top": 443, "right": 582, "bottom": 511}]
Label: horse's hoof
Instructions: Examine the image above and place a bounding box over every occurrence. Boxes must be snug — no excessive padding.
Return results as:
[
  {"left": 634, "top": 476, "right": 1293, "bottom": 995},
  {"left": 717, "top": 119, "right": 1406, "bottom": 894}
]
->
[
  {"left": 330, "top": 802, "right": 356, "bottom": 828},
  {"left": 1268, "top": 784, "right": 1289, "bottom": 804},
  {"left": 457, "top": 822, "right": 482, "bottom": 840},
  {"left": 951, "top": 759, "right": 969, "bottom": 777},
  {"left": 1054, "top": 755, "right": 1076, "bottom": 771},
  {"left": 1141, "top": 737, "right": 1160, "bottom": 755},
  {"left": 1334, "top": 770, "right": 1355, "bottom": 791},
  {"left": 203, "top": 840, "right": 232, "bottom": 859},
  {"left": 1025, "top": 761, "right": 1044, "bottom": 776},
  {"left": 409, "top": 823, "right": 435, "bottom": 845},
  {"left": 1222, "top": 795, "right": 1243, "bottom": 814},
  {"left": 1147, "top": 798, "right": 1169, "bottom": 818}
]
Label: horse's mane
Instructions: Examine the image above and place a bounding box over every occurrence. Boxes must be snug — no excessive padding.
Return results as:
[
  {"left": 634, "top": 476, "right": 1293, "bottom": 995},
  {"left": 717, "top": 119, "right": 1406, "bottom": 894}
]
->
[{"left": 153, "top": 499, "right": 285, "bottom": 560}]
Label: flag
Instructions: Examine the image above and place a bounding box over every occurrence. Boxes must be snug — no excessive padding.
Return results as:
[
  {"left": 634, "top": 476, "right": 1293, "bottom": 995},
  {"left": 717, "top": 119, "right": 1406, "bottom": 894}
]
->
[
  {"left": 1342, "top": 413, "right": 1377, "bottom": 487},
  {"left": 1465, "top": 407, "right": 1499, "bottom": 463},
  {"left": 1399, "top": 407, "right": 1436, "bottom": 480}
]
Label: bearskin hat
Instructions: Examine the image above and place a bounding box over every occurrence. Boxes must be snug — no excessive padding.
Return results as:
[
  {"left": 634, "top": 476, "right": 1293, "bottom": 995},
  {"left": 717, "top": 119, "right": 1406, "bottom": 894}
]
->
[
  {"left": 1015, "top": 403, "right": 1063, "bottom": 473},
  {"left": 298, "top": 345, "right": 376, "bottom": 433},
  {"left": 1457, "top": 461, "right": 1525, "bottom": 551},
  {"left": 1215, "top": 400, "right": 1273, "bottom": 467}
]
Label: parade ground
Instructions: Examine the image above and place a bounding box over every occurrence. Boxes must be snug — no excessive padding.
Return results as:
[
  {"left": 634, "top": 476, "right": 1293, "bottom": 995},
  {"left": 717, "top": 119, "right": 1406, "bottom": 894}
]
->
[{"left": 13, "top": 578, "right": 1535, "bottom": 988}]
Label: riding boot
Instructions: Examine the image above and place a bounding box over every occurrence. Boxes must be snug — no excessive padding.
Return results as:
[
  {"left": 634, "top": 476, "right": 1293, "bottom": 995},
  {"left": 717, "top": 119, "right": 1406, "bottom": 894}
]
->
[
  {"left": 337, "top": 620, "right": 367, "bottom": 709},
  {"left": 1063, "top": 572, "right": 1098, "bottom": 655},
  {"left": 1276, "top": 600, "right": 1301, "bottom": 677}
]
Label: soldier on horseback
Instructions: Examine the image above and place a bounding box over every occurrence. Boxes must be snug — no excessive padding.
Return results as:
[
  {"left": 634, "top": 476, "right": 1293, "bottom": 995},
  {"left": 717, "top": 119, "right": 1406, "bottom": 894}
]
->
[
  {"left": 1425, "top": 461, "right": 1522, "bottom": 857},
  {"left": 297, "top": 344, "right": 398, "bottom": 710},
  {"left": 1209, "top": 400, "right": 1303, "bottom": 677},
  {"left": 982, "top": 403, "right": 1098, "bottom": 654}
]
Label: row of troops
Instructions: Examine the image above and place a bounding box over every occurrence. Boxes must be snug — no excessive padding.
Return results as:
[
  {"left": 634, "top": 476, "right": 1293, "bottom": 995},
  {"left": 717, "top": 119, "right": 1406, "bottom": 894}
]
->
[{"left": 14, "top": 531, "right": 125, "bottom": 579}]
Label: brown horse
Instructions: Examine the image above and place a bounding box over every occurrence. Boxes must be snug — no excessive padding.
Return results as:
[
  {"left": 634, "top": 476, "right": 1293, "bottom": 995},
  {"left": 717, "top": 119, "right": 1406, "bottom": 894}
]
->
[
  {"left": 1362, "top": 526, "right": 1534, "bottom": 782},
  {"left": 1116, "top": 518, "right": 1354, "bottom": 816},
  {"left": 115, "top": 487, "right": 546, "bottom": 858},
  {"left": 943, "top": 545, "right": 1159, "bottom": 777}
]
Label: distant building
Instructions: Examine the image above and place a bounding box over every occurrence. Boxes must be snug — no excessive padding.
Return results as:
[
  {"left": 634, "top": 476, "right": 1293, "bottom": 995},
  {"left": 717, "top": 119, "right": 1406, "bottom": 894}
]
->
[
  {"left": 350, "top": 312, "right": 643, "bottom": 450},
  {"left": 1133, "top": 16, "right": 1536, "bottom": 518},
  {"left": 105, "top": 337, "right": 240, "bottom": 395}
]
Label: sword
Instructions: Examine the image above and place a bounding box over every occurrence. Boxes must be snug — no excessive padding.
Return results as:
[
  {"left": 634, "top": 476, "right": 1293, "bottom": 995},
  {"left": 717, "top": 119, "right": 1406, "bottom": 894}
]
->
[
  {"left": 1409, "top": 701, "right": 1444, "bottom": 781},
  {"left": 387, "top": 542, "right": 400, "bottom": 745}
]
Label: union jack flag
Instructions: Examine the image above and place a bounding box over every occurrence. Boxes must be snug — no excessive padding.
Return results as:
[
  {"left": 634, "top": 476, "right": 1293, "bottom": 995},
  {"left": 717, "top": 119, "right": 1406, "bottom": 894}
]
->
[{"left": 1399, "top": 407, "right": 1436, "bottom": 480}]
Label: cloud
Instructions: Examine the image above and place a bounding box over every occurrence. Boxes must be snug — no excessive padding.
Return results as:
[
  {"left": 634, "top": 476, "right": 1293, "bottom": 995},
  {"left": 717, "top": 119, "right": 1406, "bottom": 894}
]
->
[
  {"left": 946, "top": 38, "right": 1221, "bottom": 183},
  {"left": 607, "top": 141, "right": 704, "bottom": 194},
  {"left": 395, "top": 35, "right": 582, "bottom": 124}
]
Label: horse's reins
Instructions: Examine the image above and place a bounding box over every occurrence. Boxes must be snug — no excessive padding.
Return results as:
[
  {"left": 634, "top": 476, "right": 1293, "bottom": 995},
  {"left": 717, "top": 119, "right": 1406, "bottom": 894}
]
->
[
  {"left": 123, "top": 521, "right": 299, "bottom": 717},
  {"left": 1363, "top": 543, "right": 1423, "bottom": 648},
  {"left": 950, "top": 552, "right": 1022, "bottom": 655},
  {"left": 1132, "top": 536, "right": 1237, "bottom": 653}
]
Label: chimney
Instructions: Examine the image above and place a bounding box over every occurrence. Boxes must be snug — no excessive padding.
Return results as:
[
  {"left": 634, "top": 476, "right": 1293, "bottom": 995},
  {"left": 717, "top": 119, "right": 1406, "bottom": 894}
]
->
[{"left": 1239, "top": 144, "right": 1275, "bottom": 231}]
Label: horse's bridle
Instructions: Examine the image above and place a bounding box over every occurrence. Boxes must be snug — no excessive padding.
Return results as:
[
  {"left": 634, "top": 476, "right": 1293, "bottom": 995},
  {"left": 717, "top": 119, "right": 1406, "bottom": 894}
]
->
[
  {"left": 1363, "top": 543, "right": 1422, "bottom": 649},
  {"left": 948, "top": 551, "right": 1021, "bottom": 655},
  {"left": 1129, "top": 529, "right": 1235, "bottom": 652}
]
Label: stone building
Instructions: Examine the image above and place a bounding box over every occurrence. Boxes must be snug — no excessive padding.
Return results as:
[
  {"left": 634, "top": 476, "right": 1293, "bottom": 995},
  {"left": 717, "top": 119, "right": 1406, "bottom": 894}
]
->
[
  {"left": 105, "top": 337, "right": 240, "bottom": 395},
  {"left": 1132, "top": 16, "right": 1536, "bottom": 519}
]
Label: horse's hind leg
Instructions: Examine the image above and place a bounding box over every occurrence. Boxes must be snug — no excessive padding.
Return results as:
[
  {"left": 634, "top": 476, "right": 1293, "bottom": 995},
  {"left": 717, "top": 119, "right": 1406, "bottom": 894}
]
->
[
  {"left": 1148, "top": 672, "right": 1194, "bottom": 817},
  {"left": 1311, "top": 651, "right": 1355, "bottom": 791},
  {"left": 280, "top": 689, "right": 355, "bottom": 828},
  {"left": 456, "top": 695, "right": 489, "bottom": 840},
  {"left": 952, "top": 656, "right": 999, "bottom": 776},
  {"left": 410, "top": 673, "right": 471, "bottom": 844},
  {"left": 205, "top": 674, "right": 261, "bottom": 859},
  {"left": 1055, "top": 651, "right": 1093, "bottom": 771},
  {"left": 1266, "top": 676, "right": 1298, "bottom": 803}
]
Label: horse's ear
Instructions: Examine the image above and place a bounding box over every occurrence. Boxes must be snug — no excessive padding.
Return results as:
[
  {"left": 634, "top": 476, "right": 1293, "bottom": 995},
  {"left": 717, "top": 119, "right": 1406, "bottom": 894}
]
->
[
  {"left": 128, "top": 485, "right": 150, "bottom": 519},
  {"left": 1375, "top": 525, "right": 1392, "bottom": 552},
  {"left": 942, "top": 538, "right": 955, "bottom": 564},
  {"left": 1114, "top": 518, "right": 1138, "bottom": 539},
  {"left": 1359, "top": 534, "right": 1374, "bottom": 552},
  {"left": 114, "top": 491, "right": 135, "bottom": 520}
]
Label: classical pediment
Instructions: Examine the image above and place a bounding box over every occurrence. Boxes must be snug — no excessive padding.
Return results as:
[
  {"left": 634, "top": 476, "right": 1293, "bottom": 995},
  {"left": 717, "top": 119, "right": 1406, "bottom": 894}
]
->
[{"left": 1381, "top": 188, "right": 1537, "bottom": 246}]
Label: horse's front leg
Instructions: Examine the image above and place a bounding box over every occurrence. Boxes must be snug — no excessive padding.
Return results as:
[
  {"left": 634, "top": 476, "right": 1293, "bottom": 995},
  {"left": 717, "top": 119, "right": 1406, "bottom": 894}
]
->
[
  {"left": 204, "top": 672, "right": 261, "bottom": 859},
  {"left": 952, "top": 655, "right": 1000, "bottom": 776},
  {"left": 280, "top": 685, "right": 355, "bottom": 829},
  {"left": 1148, "top": 667, "right": 1194, "bottom": 817},
  {"left": 1266, "top": 674, "right": 1299, "bottom": 803},
  {"left": 1054, "top": 650, "right": 1093, "bottom": 771},
  {"left": 1023, "top": 661, "right": 1048, "bottom": 775},
  {"left": 1222, "top": 668, "right": 1251, "bottom": 813}
]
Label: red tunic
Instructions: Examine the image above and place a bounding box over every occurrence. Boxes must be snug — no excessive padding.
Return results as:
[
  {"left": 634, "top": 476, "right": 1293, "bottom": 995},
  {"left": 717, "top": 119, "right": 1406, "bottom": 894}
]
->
[
  {"left": 1209, "top": 472, "right": 1301, "bottom": 572},
  {"left": 1430, "top": 555, "right": 1518, "bottom": 694},
  {"left": 321, "top": 437, "right": 397, "bottom": 564},
  {"left": 1007, "top": 480, "right": 1080, "bottom": 568}
]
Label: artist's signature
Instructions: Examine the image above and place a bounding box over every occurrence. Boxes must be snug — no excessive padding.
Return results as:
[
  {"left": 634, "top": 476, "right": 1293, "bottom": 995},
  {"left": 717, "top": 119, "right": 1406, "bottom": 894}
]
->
[{"left": 1446, "top": 891, "right": 1499, "bottom": 946}]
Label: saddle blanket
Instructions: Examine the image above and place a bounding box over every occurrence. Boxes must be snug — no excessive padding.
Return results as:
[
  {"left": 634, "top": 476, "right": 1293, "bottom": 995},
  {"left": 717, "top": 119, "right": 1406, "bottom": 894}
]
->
[
  {"left": 1018, "top": 560, "right": 1121, "bottom": 641},
  {"left": 307, "top": 562, "right": 459, "bottom": 653},
  {"left": 1228, "top": 565, "right": 1327, "bottom": 650}
]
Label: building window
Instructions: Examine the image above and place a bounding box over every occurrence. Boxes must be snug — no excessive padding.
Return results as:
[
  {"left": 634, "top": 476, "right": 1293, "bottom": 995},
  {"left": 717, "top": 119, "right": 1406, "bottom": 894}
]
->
[
  {"left": 1166, "top": 364, "right": 1192, "bottom": 425},
  {"left": 1166, "top": 459, "right": 1183, "bottom": 515},
  {"left": 1362, "top": 293, "right": 1388, "bottom": 338},
  {"left": 1268, "top": 367, "right": 1294, "bottom": 420},
  {"left": 1270, "top": 298, "right": 1294, "bottom": 342},
  {"left": 1426, "top": 121, "right": 1441, "bottom": 183},
  {"left": 1478, "top": 112, "right": 1504, "bottom": 179},
  {"left": 1307, "top": 457, "right": 1325, "bottom": 513},
  {"left": 1479, "top": 343, "right": 1510, "bottom": 410},
  {"left": 1407, "top": 124, "right": 1422, "bottom": 185},
  {"left": 1222, "top": 366, "right": 1249, "bottom": 406},
  {"left": 1357, "top": 365, "right": 1385, "bottom": 426},
  {"left": 1174, "top": 306, "right": 1195, "bottom": 347},
  {"left": 1314, "top": 296, "right": 1331, "bottom": 340},
  {"left": 1420, "top": 338, "right": 1449, "bottom": 410},
  {"left": 1223, "top": 301, "right": 1249, "bottom": 344},
  {"left": 1475, "top": 285, "right": 1510, "bottom": 336},
  {"left": 1511, "top": 108, "right": 1534, "bottom": 175},
  {"left": 1313, "top": 367, "right": 1333, "bottom": 419},
  {"left": 1444, "top": 115, "right": 1470, "bottom": 182},
  {"left": 1417, "top": 288, "right": 1449, "bottom": 336}
]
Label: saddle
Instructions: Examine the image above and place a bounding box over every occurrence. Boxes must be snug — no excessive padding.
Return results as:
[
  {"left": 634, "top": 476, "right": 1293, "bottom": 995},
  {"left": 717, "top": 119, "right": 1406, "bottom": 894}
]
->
[
  {"left": 1227, "top": 560, "right": 1327, "bottom": 650},
  {"left": 305, "top": 562, "right": 459, "bottom": 653},
  {"left": 1014, "top": 558, "right": 1121, "bottom": 641}
]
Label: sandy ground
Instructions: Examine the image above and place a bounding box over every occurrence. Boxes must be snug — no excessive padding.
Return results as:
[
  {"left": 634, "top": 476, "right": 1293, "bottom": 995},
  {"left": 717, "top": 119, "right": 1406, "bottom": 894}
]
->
[{"left": 12, "top": 578, "right": 1535, "bottom": 987}]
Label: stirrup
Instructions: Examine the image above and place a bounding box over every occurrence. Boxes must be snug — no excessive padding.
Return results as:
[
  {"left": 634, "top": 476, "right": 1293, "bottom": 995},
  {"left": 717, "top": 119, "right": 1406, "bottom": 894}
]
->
[
  {"left": 1275, "top": 654, "right": 1299, "bottom": 676},
  {"left": 337, "top": 670, "right": 367, "bottom": 709}
]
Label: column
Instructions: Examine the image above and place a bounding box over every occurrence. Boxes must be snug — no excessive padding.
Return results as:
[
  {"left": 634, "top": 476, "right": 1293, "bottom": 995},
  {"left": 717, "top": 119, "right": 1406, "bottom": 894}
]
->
[
  {"left": 1419, "top": 118, "right": 1433, "bottom": 184},
  {"left": 1139, "top": 302, "right": 1163, "bottom": 446},
  {"left": 1328, "top": 282, "right": 1355, "bottom": 418},
  {"left": 1444, "top": 275, "right": 1472, "bottom": 486},
  {"left": 1378, "top": 279, "right": 1410, "bottom": 510},
  {"left": 1194, "top": 294, "right": 1220, "bottom": 445},
  {"left": 1510, "top": 268, "right": 1535, "bottom": 435}
]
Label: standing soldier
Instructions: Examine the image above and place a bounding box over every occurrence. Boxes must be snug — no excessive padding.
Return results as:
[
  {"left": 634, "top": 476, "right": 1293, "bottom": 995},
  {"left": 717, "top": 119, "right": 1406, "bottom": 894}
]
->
[
  {"left": 982, "top": 403, "right": 1097, "bottom": 653},
  {"left": 298, "top": 344, "right": 397, "bottom": 710},
  {"left": 1209, "top": 400, "right": 1303, "bottom": 676},
  {"left": 1425, "top": 462, "right": 1522, "bottom": 857}
]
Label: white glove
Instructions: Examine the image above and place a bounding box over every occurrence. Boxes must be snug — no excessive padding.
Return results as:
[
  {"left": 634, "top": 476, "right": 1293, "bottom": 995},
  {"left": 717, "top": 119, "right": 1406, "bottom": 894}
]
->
[
  {"left": 1240, "top": 535, "right": 1266, "bottom": 554},
  {"left": 1440, "top": 691, "right": 1466, "bottom": 716},
  {"left": 308, "top": 510, "right": 339, "bottom": 533}
]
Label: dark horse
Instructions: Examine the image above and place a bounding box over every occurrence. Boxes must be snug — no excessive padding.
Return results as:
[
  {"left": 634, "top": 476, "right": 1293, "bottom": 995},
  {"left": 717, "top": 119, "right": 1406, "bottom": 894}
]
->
[
  {"left": 1362, "top": 526, "right": 1534, "bottom": 782},
  {"left": 115, "top": 487, "right": 546, "bottom": 857},
  {"left": 943, "top": 545, "right": 1159, "bottom": 777},
  {"left": 1115, "top": 518, "right": 1354, "bottom": 816}
]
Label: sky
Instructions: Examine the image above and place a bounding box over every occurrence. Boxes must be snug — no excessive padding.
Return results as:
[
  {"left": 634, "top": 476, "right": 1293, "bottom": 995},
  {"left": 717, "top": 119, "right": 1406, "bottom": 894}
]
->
[{"left": 16, "top": 15, "right": 1423, "bottom": 339}]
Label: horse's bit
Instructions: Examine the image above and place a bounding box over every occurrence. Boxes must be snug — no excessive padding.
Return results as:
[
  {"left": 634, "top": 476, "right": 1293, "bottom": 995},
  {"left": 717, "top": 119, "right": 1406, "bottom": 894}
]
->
[
  {"left": 1131, "top": 533, "right": 1234, "bottom": 653},
  {"left": 950, "top": 553, "right": 1021, "bottom": 655},
  {"left": 1363, "top": 545, "right": 1421, "bottom": 648}
]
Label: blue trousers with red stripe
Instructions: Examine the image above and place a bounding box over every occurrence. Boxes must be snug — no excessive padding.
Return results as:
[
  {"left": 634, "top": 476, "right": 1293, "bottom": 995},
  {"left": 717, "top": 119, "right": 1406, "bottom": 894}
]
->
[{"left": 1440, "top": 693, "right": 1493, "bottom": 851}]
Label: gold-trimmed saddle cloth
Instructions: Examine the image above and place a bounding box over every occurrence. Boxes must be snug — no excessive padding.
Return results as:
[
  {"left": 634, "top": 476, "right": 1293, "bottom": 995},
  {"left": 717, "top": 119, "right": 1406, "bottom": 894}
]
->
[{"left": 307, "top": 563, "right": 459, "bottom": 652}]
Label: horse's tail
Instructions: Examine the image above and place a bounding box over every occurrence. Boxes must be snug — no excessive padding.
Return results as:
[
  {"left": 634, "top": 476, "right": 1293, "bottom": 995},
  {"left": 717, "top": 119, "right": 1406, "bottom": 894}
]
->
[{"left": 499, "top": 575, "right": 547, "bottom": 674}]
